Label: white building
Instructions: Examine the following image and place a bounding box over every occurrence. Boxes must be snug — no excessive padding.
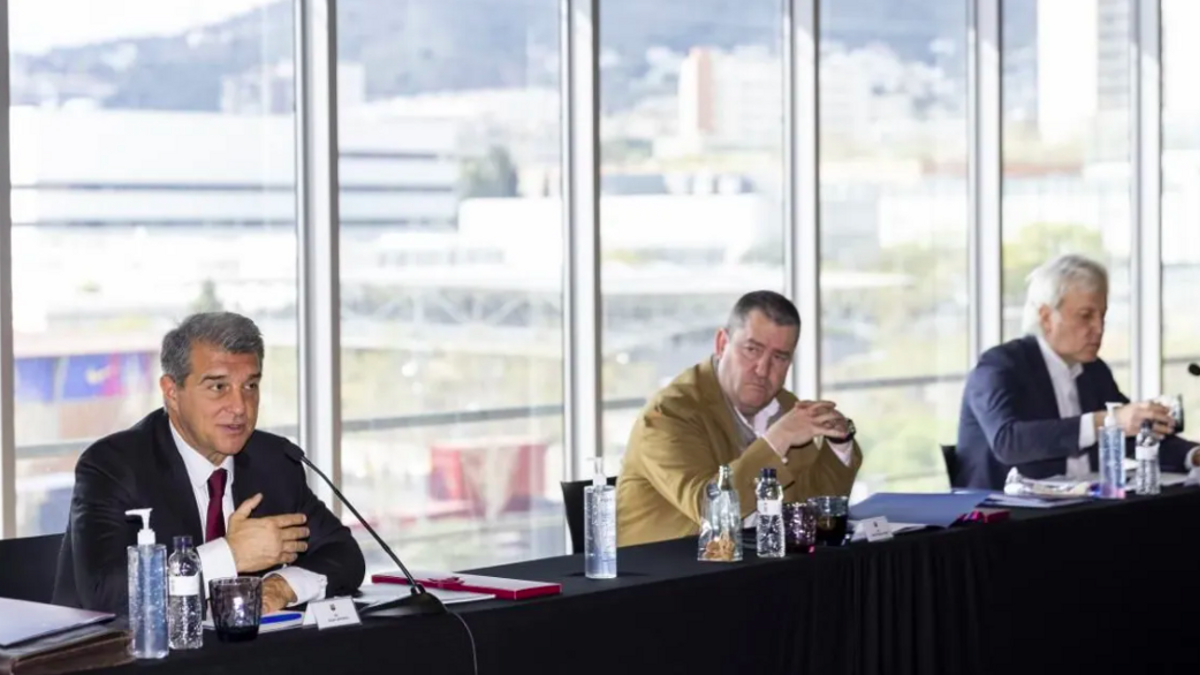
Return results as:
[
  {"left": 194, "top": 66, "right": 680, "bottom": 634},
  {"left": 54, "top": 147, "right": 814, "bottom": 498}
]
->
[{"left": 666, "top": 46, "right": 783, "bottom": 155}]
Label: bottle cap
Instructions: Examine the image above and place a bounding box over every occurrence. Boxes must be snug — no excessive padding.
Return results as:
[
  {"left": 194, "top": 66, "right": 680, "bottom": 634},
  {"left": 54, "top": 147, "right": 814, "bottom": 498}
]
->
[
  {"left": 1140, "top": 419, "right": 1154, "bottom": 431},
  {"left": 125, "top": 508, "right": 155, "bottom": 546},
  {"left": 760, "top": 467, "right": 776, "bottom": 480}
]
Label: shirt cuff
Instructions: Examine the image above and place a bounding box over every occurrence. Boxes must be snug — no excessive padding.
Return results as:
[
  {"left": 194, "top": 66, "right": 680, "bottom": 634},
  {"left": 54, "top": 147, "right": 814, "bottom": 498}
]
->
[
  {"left": 827, "top": 440, "right": 855, "bottom": 467},
  {"left": 197, "top": 538, "right": 238, "bottom": 585},
  {"left": 1185, "top": 446, "right": 1200, "bottom": 474},
  {"left": 1078, "top": 414, "right": 1097, "bottom": 451},
  {"left": 266, "top": 567, "right": 328, "bottom": 607},
  {"left": 761, "top": 433, "right": 788, "bottom": 463}
]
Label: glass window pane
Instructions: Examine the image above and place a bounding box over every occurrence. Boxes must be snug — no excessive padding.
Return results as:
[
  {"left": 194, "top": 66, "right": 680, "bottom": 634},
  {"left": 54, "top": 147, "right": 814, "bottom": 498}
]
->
[
  {"left": 818, "top": 0, "right": 970, "bottom": 494},
  {"left": 335, "top": 0, "right": 564, "bottom": 572},
  {"left": 599, "top": 0, "right": 787, "bottom": 464},
  {"left": 9, "top": 0, "right": 298, "bottom": 536},
  {"left": 1001, "top": 0, "right": 1132, "bottom": 391},
  {"left": 1162, "top": 0, "right": 1200, "bottom": 428}
]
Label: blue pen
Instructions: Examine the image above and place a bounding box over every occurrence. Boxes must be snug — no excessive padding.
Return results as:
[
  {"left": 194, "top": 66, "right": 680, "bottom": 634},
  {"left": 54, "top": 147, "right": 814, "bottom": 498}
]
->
[{"left": 261, "top": 612, "right": 304, "bottom": 625}]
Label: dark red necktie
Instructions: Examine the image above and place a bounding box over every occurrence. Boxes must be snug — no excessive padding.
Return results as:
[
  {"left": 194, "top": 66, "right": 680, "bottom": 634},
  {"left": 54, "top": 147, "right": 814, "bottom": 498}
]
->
[{"left": 205, "top": 468, "right": 228, "bottom": 543}]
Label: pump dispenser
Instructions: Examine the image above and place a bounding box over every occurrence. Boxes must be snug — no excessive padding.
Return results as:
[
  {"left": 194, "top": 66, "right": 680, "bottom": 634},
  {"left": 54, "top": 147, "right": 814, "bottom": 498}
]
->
[{"left": 126, "top": 508, "right": 168, "bottom": 659}]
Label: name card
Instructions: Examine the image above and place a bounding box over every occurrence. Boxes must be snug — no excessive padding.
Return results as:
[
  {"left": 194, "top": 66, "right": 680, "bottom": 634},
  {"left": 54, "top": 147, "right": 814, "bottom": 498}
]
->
[
  {"left": 858, "top": 516, "right": 893, "bottom": 543},
  {"left": 308, "top": 597, "right": 362, "bottom": 630}
]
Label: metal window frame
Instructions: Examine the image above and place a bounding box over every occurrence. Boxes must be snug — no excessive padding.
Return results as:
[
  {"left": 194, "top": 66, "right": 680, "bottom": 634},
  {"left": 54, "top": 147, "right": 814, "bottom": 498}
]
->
[
  {"left": 0, "top": 0, "right": 15, "bottom": 539},
  {"left": 561, "top": 0, "right": 603, "bottom": 482},
  {"left": 784, "top": 0, "right": 821, "bottom": 399},
  {"left": 1131, "top": 0, "right": 1163, "bottom": 400},
  {"left": 294, "top": 0, "right": 343, "bottom": 511},
  {"left": 969, "top": 0, "right": 1003, "bottom": 361}
]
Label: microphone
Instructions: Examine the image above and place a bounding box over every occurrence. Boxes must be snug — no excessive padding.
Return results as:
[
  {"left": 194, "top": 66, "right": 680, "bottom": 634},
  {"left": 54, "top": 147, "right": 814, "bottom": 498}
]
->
[
  {"left": 280, "top": 445, "right": 446, "bottom": 618},
  {"left": 1189, "top": 363, "right": 1200, "bottom": 377}
]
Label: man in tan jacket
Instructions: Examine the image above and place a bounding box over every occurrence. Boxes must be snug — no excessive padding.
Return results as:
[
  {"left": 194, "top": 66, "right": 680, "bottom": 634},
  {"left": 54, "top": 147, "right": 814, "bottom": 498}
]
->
[{"left": 617, "top": 291, "right": 862, "bottom": 547}]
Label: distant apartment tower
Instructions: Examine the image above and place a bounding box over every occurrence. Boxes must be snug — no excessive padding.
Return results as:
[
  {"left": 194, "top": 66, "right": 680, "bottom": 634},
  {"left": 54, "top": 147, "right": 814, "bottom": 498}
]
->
[
  {"left": 672, "top": 46, "right": 782, "bottom": 154},
  {"left": 1035, "top": 0, "right": 1200, "bottom": 146}
]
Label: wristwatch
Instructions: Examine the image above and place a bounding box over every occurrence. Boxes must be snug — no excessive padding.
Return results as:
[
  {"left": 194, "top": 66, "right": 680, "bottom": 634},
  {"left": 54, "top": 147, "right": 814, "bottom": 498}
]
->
[{"left": 827, "top": 418, "right": 856, "bottom": 444}]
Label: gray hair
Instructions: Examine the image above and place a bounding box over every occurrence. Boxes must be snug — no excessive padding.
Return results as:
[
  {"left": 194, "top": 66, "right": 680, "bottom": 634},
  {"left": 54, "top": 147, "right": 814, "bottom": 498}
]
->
[
  {"left": 161, "top": 312, "right": 264, "bottom": 384},
  {"left": 1022, "top": 254, "right": 1109, "bottom": 337}
]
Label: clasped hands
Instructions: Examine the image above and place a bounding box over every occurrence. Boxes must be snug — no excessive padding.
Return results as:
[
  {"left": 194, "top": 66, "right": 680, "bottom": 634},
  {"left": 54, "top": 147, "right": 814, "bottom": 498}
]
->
[{"left": 762, "top": 400, "right": 850, "bottom": 459}]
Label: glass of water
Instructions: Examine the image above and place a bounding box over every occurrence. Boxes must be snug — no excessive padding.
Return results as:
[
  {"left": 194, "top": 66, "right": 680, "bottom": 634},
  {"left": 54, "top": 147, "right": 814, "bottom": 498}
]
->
[{"left": 1157, "top": 394, "right": 1184, "bottom": 434}]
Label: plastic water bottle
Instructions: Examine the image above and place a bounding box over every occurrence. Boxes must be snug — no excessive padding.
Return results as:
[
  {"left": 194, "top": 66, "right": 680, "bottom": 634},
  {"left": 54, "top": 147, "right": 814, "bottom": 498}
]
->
[
  {"left": 755, "top": 467, "right": 784, "bottom": 558},
  {"left": 1135, "top": 420, "right": 1161, "bottom": 496},
  {"left": 584, "top": 458, "right": 617, "bottom": 579},
  {"left": 168, "top": 536, "right": 203, "bottom": 650},
  {"left": 698, "top": 465, "right": 743, "bottom": 562},
  {"left": 126, "top": 509, "right": 168, "bottom": 660},
  {"left": 1098, "top": 402, "right": 1126, "bottom": 499}
]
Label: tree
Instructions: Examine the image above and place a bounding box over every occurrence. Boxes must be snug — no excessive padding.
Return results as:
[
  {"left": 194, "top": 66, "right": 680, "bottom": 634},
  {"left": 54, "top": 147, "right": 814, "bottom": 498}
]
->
[
  {"left": 1002, "top": 222, "right": 1105, "bottom": 306},
  {"left": 460, "top": 145, "right": 519, "bottom": 199}
]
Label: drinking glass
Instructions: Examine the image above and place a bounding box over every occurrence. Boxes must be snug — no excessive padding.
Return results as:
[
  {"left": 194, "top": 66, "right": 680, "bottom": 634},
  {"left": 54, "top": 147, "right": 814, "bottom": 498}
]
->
[{"left": 209, "top": 577, "right": 263, "bottom": 643}]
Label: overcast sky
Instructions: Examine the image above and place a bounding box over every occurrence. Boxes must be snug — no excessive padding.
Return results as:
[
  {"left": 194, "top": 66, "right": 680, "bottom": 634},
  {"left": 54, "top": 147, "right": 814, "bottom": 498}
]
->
[{"left": 9, "top": 0, "right": 278, "bottom": 54}]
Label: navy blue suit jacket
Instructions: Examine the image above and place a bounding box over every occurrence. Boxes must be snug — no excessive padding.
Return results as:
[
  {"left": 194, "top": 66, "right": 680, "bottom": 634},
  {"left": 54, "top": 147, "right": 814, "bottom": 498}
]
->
[{"left": 956, "top": 336, "right": 1194, "bottom": 490}]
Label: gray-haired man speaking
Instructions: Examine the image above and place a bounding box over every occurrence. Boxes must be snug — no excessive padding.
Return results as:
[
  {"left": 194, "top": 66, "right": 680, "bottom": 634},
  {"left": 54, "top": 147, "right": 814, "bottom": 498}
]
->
[{"left": 54, "top": 312, "right": 364, "bottom": 616}]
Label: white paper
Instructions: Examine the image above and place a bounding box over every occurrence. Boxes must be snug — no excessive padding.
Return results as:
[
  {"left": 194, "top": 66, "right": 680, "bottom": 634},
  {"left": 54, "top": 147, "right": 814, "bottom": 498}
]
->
[
  {"left": 309, "top": 598, "right": 361, "bottom": 630},
  {"left": 1069, "top": 471, "right": 1189, "bottom": 488},
  {"left": 849, "top": 520, "right": 925, "bottom": 542},
  {"left": 859, "top": 517, "right": 893, "bottom": 542},
  {"left": 982, "top": 494, "right": 1090, "bottom": 509}
]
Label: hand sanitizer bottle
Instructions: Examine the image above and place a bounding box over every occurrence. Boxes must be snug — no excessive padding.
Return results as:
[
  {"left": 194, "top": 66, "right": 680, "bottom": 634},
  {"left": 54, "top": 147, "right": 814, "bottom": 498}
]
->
[
  {"left": 584, "top": 457, "right": 617, "bottom": 579},
  {"left": 126, "top": 508, "right": 169, "bottom": 659},
  {"left": 1098, "top": 403, "right": 1126, "bottom": 499}
]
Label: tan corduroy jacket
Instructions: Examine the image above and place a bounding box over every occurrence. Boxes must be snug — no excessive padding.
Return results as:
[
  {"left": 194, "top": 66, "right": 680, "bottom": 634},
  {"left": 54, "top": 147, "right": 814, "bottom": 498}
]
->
[{"left": 617, "top": 358, "right": 862, "bottom": 547}]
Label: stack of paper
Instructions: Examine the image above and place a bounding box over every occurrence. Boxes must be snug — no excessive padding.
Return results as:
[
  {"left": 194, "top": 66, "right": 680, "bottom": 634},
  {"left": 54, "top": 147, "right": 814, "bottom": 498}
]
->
[{"left": 848, "top": 521, "right": 927, "bottom": 542}]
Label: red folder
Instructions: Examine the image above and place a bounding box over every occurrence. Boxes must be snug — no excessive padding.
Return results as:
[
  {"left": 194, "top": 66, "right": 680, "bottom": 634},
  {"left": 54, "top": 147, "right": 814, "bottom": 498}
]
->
[{"left": 371, "top": 570, "right": 562, "bottom": 600}]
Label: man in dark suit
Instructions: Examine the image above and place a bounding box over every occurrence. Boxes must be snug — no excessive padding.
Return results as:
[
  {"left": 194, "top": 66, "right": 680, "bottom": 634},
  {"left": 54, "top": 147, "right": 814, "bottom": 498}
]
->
[
  {"left": 957, "top": 254, "right": 1199, "bottom": 490},
  {"left": 54, "top": 312, "right": 365, "bottom": 615}
]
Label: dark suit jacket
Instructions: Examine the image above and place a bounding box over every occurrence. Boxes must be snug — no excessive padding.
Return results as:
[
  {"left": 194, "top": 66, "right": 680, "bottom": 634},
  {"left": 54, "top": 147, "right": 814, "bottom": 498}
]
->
[
  {"left": 52, "top": 408, "right": 365, "bottom": 615},
  {"left": 957, "top": 336, "right": 1194, "bottom": 490}
]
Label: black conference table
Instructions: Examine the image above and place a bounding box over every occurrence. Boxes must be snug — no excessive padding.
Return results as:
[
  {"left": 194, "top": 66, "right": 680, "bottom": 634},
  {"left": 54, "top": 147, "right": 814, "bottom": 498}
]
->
[{"left": 87, "top": 487, "right": 1200, "bottom": 675}]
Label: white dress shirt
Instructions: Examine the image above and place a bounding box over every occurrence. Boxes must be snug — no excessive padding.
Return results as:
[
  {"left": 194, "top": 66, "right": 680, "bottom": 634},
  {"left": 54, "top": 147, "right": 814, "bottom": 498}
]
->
[
  {"left": 736, "top": 397, "right": 854, "bottom": 529},
  {"left": 737, "top": 398, "right": 856, "bottom": 467},
  {"left": 1036, "top": 338, "right": 1199, "bottom": 477},
  {"left": 1035, "top": 338, "right": 1095, "bottom": 479},
  {"left": 170, "top": 421, "right": 327, "bottom": 607}
]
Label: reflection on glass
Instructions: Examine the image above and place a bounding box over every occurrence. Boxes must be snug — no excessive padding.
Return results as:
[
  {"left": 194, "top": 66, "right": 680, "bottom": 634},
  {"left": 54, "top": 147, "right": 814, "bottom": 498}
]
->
[
  {"left": 818, "top": 0, "right": 970, "bottom": 494},
  {"left": 10, "top": 0, "right": 298, "bottom": 536},
  {"left": 599, "top": 0, "right": 787, "bottom": 465},
  {"left": 335, "top": 0, "right": 565, "bottom": 573},
  {"left": 1162, "top": 0, "right": 1200, "bottom": 434},
  {"left": 1001, "top": 0, "right": 1132, "bottom": 391}
]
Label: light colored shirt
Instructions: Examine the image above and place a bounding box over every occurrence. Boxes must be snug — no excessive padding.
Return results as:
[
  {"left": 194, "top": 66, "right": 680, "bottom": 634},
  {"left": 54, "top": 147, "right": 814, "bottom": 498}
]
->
[
  {"left": 735, "top": 399, "right": 856, "bottom": 467},
  {"left": 1036, "top": 338, "right": 1200, "bottom": 476},
  {"left": 170, "top": 421, "right": 326, "bottom": 607},
  {"left": 1036, "top": 338, "right": 1094, "bottom": 479}
]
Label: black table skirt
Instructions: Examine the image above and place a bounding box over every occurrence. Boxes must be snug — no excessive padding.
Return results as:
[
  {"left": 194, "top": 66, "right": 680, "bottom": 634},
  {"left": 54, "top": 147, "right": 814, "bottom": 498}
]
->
[{"left": 88, "top": 488, "right": 1200, "bottom": 675}]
